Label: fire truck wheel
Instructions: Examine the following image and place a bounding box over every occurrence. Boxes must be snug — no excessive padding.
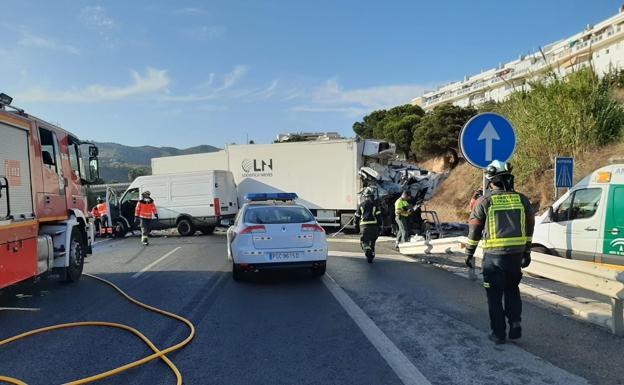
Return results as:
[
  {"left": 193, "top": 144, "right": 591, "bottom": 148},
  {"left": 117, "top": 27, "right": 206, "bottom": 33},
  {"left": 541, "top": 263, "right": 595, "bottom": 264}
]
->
[
  {"left": 177, "top": 218, "right": 195, "bottom": 236},
  {"left": 65, "top": 228, "right": 85, "bottom": 282},
  {"left": 113, "top": 219, "right": 128, "bottom": 238}
]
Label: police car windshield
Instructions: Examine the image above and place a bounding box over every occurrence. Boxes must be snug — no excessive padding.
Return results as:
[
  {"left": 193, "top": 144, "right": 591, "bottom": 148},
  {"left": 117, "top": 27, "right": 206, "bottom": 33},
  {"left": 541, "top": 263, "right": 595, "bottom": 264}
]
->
[{"left": 244, "top": 206, "right": 314, "bottom": 224}]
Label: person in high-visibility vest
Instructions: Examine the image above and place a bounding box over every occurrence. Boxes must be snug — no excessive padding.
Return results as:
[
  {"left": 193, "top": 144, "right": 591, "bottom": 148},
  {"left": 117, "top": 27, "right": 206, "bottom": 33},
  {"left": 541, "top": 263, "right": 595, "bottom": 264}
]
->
[
  {"left": 91, "top": 197, "right": 102, "bottom": 236},
  {"left": 394, "top": 191, "right": 412, "bottom": 248},
  {"left": 465, "top": 160, "right": 535, "bottom": 344},
  {"left": 95, "top": 197, "right": 111, "bottom": 236},
  {"left": 134, "top": 191, "right": 159, "bottom": 245},
  {"left": 355, "top": 188, "right": 382, "bottom": 264},
  {"left": 468, "top": 189, "right": 483, "bottom": 213}
]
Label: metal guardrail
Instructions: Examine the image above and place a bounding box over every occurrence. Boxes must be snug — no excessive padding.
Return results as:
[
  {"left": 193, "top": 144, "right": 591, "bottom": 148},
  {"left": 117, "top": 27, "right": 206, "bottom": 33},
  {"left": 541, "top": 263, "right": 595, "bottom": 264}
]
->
[{"left": 399, "top": 236, "right": 624, "bottom": 336}]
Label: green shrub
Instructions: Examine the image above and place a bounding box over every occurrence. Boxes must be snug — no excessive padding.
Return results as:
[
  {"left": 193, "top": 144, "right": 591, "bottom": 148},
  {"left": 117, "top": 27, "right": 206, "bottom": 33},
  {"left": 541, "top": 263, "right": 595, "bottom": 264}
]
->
[{"left": 493, "top": 68, "right": 624, "bottom": 181}]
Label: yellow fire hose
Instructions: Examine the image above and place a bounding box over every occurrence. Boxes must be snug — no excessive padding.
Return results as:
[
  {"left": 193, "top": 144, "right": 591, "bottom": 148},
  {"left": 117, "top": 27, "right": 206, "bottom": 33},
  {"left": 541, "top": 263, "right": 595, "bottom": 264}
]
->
[{"left": 0, "top": 273, "right": 195, "bottom": 385}]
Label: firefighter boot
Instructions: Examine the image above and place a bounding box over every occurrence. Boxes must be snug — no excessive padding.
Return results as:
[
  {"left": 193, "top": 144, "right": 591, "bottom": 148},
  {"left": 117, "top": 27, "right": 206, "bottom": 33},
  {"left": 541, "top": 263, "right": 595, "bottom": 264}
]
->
[
  {"left": 142, "top": 235, "right": 149, "bottom": 246},
  {"left": 508, "top": 322, "right": 522, "bottom": 340}
]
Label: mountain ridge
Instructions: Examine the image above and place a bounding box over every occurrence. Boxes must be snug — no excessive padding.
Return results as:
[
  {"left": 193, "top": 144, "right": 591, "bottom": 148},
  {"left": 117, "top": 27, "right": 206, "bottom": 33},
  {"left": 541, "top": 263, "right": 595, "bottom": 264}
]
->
[{"left": 93, "top": 141, "right": 220, "bottom": 182}]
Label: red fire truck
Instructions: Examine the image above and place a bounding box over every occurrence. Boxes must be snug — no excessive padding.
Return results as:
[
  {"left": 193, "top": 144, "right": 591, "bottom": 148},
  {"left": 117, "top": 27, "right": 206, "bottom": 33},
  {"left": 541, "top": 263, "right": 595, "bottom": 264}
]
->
[{"left": 0, "top": 93, "right": 99, "bottom": 289}]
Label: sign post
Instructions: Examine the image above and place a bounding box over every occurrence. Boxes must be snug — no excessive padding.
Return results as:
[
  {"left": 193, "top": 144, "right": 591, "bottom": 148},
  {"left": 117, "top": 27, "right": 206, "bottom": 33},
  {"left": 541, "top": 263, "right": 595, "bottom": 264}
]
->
[
  {"left": 554, "top": 156, "right": 574, "bottom": 200},
  {"left": 459, "top": 112, "right": 517, "bottom": 279}
]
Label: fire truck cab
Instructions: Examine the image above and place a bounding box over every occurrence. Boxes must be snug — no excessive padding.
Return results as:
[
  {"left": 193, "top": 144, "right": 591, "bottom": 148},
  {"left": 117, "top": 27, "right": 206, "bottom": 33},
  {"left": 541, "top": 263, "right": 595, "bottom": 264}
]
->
[{"left": 0, "top": 93, "right": 100, "bottom": 289}]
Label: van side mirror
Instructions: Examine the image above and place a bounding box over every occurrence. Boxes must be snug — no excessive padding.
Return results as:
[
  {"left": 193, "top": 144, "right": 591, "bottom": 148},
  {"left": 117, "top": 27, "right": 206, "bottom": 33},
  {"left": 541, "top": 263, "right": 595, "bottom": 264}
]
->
[
  {"left": 547, "top": 206, "right": 555, "bottom": 222},
  {"left": 89, "top": 145, "right": 99, "bottom": 157}
]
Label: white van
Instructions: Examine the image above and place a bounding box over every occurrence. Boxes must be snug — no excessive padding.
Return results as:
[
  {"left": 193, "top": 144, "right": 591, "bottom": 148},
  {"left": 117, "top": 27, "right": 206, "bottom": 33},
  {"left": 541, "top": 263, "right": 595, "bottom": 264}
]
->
[
  {"left": 107, "top": 170, "right": 238, "bottom": 237},
  {"left": 532, "top": 164, "right": 624, "bottom": 266}
]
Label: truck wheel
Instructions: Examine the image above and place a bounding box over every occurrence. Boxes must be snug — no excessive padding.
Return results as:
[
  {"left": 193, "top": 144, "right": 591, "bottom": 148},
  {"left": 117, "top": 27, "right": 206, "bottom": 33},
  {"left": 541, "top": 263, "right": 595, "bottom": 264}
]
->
[
  {"left": 200, "top": 226, "right": 216, "bottom": 235},
  {"left": 113, "top": 219, "right": 128, "bottom": 238},
  {"left": 65, "top": 228, "right": 85, "bottom": 282},
  {"left": 177, "top": 218, "right": 195, "bottom": 236}
]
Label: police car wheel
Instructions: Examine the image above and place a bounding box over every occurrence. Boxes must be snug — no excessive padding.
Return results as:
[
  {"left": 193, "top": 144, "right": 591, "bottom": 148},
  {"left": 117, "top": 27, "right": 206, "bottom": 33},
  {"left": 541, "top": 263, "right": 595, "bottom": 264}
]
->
[
  {"left": 312, "top": 265, "right": 326, "bottom": 277},
  {"left": 232, "top": 263, "right": 242, "bottom": 281}
]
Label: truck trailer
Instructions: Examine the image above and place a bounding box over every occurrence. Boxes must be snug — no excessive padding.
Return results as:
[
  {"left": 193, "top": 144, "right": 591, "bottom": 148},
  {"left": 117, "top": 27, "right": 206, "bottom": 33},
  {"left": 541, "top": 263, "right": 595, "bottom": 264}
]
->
[
  {"left": 152, "top": 139, "right": 396, "bottom": 230},
  {"left": 0, "top": 94, "right": 100, "bottom": 289}
]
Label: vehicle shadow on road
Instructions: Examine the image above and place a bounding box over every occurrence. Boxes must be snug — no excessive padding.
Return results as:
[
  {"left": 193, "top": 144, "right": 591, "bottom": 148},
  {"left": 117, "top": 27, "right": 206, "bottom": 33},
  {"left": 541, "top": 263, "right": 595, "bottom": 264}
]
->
[{"left": 234, "top": 270, "right": 324, "bottom": 286}]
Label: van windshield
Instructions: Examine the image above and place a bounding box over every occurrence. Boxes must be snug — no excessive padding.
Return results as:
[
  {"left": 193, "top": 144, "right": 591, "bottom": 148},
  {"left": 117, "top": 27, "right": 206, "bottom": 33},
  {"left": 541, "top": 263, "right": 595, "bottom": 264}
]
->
[{"left": 244, "top": 206, "right": 314, "bottom": 224}]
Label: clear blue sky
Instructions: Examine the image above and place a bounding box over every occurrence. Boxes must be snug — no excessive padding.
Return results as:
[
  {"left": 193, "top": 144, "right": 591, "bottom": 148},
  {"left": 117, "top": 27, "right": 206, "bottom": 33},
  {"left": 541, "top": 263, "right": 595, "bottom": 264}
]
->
[{"left": 1, "top": 1, "right": 620, "bottom": 148}]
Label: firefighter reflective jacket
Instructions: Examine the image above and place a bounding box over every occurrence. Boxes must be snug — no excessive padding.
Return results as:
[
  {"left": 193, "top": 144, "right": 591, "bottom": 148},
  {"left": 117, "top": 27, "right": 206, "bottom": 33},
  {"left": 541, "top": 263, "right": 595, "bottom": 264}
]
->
[
  {"left": 135, "top": 198, "right": 158, "bottom": 219},
  {"left": 91, "top": 206, "right": 100, "bottom": 218},
  {"left": 356, "top": 200, "right": 381, "bottom": 225},
  {"left": 395, "top": 198, "right": 410, "bottom": 217},
  {"left": 96, "top": 203, "right": 107, "bottom": 216},
  {"left": 466, "top": 190, "right": 535, "bottom": 256}
]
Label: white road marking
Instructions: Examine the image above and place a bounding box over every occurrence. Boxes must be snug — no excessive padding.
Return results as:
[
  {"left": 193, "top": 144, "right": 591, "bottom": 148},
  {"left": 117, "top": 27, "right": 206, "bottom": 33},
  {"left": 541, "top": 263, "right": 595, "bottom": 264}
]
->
[
  {"left": 327, "top": 237, "right": 394, "bottom": 244},
  {"left": 132, "top": 247, "right": 182, "bottom": 278},
  {"left": 329, "top": 250, "right": 415, "bottom": 263},
  {"left": 93, "top": 238, "right": 114, "bottom": 246},
  {"left": 0, "top": 307, "right": 40, "bottom": 312},
  {"left": 322, "top": 273, "right": 432, "bottom": 385}
]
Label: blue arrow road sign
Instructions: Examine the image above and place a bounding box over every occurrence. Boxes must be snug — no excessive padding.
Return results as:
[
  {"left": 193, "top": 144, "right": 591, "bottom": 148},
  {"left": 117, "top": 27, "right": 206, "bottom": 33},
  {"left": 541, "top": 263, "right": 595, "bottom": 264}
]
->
[
  {"left": 460, "top": 113, "right": 517, "bottom": 168},
  {"left": 555, "top": 157, "right": 574, "bottom": 188}
]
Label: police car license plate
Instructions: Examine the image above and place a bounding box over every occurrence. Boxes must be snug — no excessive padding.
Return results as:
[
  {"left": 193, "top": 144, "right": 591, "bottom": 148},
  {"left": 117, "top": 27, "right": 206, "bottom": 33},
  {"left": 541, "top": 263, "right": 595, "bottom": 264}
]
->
[{"left": 269, "top": 252, "right": 301, "bottom": 261}]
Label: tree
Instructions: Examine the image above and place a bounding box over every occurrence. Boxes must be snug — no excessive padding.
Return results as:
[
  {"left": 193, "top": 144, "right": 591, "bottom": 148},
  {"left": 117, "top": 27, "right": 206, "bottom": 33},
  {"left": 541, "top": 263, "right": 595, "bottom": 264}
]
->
[
  {"left": 128, "top": 166, "right": 151, "bottom": 181},
  {"left": 353, "top": 104, "right": 425, "bottom": 158},
  {"left": 411, "top": 104, "right": 477, "bottom": 164},
  {"left": 353, "top": 109, "right": 388, "bottom": 139}
]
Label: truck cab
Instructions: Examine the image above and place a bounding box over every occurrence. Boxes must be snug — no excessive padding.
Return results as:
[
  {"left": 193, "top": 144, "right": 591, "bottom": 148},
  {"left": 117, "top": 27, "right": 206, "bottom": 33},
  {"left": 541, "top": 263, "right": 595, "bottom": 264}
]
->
[
  {"left": 0, "top": 93, "right": 100, "bottom": 288},
  {"left": 532, "top": 164, "right": 624, "bottom": 266}
]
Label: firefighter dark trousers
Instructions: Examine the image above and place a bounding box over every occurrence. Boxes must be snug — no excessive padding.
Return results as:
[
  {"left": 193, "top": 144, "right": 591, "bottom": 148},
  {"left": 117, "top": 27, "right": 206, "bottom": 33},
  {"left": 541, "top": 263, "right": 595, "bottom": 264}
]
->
[
  {"left": 395, "top": 216, "right": 409, "bottom": 245},
  {"left": 482, "top": 254, "right": 523, "bottom": 339},
  {"left": 360, "top": 225, "right": 379, "bottom": 254},
  {"left": 140, "top": 218, "right": 152, "bottom": 243}
]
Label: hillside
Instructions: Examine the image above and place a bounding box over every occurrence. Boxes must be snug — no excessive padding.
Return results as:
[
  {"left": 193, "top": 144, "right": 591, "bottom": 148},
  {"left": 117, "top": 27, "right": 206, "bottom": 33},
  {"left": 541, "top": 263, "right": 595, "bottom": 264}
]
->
[
  {"left": 425, "top": 142, "right": 624, "bottom": 222},
  {"left": 93, "top": 142, "right": 220, "bottom": 182}
]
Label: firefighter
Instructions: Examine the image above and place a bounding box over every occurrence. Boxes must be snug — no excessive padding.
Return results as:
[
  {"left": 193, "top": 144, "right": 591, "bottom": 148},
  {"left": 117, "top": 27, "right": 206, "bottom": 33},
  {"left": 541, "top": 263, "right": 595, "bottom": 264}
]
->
[
  {"left": 394, "top": 190, "right": 412, "bottom": 248},
  {"left": 468, "top": 189, "right": 483, "bottom": 213},
  {"left": 95, "top": 197, "right": 110, "bottom": 237},
  {"left": 135, "top": 191, "right": 158, "bottom": 245},
  {"left": 91, "top": 198, "right": 102, "bottom": 236},
  {"left": 355, "top": 188, "right": 382, "bottom": 264},
  {"left": 465, "top": 160, "right": 535, "bottom": 344}
]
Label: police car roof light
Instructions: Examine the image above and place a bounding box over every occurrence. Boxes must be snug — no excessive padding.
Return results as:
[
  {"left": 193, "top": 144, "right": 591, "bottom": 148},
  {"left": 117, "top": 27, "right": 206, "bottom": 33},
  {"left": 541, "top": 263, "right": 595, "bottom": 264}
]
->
[{"left": 245, "top": 193, "right": 299, "bottom": 201}]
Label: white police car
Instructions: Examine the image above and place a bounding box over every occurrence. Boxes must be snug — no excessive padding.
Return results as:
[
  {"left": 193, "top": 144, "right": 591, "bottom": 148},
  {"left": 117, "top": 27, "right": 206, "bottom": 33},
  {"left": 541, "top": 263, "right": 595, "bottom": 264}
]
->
[{"left": 227, "top": 193, "right": 328, "bottom": 280}]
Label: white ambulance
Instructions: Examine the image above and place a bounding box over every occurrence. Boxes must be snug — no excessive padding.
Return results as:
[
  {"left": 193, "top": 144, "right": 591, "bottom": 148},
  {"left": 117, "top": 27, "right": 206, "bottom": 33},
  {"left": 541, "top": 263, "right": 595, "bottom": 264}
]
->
[{"left": 532, "top": 164, "right": 624, "bottom": 266}]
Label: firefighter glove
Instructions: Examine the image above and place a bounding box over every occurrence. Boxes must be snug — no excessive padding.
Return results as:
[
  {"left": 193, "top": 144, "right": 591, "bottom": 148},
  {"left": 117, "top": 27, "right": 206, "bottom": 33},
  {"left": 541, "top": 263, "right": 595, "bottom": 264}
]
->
[
  {"left": 465, "top": 255, "right": 474, "bottom": 269},
  {"left": 521, "top": 251, "right": 531, "bottom": 268}
]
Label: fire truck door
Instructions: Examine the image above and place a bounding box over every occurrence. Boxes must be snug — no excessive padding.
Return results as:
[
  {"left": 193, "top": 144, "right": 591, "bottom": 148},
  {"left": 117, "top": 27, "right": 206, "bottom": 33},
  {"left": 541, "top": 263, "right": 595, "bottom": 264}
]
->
[{"left": 38, "top": 127, "right": 67, "bottom": 218}]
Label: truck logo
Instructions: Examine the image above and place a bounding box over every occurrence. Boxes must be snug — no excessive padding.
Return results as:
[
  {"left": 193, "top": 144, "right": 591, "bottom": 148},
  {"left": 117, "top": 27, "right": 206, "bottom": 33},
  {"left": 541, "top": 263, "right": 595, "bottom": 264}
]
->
[
  {"left": 241, "top": 158, "right": 273, "bottom": 177},
  {"left": 609, "top": 238, "right": 624, "bottom": 255}
]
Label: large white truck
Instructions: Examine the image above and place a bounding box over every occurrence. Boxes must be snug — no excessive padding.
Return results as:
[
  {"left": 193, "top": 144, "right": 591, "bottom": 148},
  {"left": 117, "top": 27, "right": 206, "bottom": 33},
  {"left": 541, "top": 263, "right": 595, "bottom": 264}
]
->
[
  {"left": 151, "top": 139, "right": 395, "bottom": 229},
  {"left": 532, "top": 163, "right": 624, "bottom": 266}
]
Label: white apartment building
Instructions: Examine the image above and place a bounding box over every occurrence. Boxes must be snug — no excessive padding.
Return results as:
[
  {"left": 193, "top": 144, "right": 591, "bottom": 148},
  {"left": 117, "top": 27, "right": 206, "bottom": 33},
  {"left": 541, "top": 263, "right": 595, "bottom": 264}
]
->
[{"left": 413, "top": 6, "right": 624, "bottom": 110}]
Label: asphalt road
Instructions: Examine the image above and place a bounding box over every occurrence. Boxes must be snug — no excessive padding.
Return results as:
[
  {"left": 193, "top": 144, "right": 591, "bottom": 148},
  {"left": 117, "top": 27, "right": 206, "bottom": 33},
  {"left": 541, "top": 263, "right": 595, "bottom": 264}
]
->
[{"left": 0, "top": 232, "right": 623, "bottom": 385}]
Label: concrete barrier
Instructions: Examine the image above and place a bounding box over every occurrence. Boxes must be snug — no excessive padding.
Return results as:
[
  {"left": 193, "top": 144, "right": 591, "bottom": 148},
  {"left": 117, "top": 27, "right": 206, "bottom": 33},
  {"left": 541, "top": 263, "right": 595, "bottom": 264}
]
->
[{"left": 399, "top": 236, "right": 624, "bottom": 336}]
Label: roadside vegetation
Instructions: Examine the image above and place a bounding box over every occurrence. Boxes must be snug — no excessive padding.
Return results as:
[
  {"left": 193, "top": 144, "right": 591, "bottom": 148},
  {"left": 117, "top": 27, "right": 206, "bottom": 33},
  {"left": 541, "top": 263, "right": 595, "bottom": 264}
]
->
[{"left": 354, "top": 67, "right": 624, "bottom": 220}]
